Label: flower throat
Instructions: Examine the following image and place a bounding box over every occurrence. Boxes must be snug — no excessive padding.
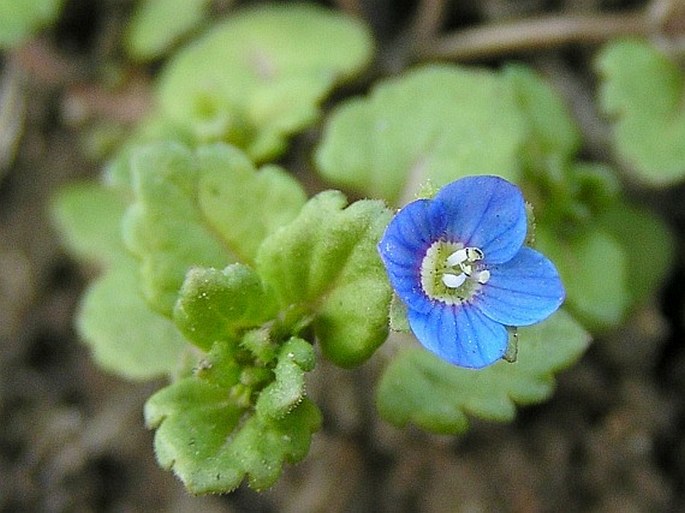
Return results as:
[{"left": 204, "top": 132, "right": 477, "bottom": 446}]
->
[{"left": 420, "top": 240, "right": 490, "bottom": 305}]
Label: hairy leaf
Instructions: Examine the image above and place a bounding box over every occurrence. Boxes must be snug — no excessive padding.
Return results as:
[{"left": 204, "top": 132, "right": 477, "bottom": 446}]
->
[
  {"left": 145, "top": 338, "right": 321, "bottom": 494},
  {"left": 256, "top": 191, "right": 393, "bottom": 367},
  {"left": 597, "top": 39, "right": 685, "bottom": 185},
  {"left": 315, "top": 65, "right": 525, "bottom": 205},
  {"left": 122, "top": 142, "right": 305, "bottom": 315},
  {"left": 255, "top": 337, "right": 315, "bottom": 419},
  {"left": 376, "top": 310, "right": 589, "bottom": 434},
  {"left": 174, "top": 264, "right": 278, "bottom": 351}
]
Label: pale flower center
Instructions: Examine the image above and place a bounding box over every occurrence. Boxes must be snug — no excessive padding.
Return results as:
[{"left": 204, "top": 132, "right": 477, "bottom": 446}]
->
[{"left": 420, "top": 240, "right": 490, "bottom": 305}]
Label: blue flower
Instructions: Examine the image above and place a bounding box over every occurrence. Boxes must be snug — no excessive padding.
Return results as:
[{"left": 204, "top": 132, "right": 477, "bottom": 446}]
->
[{"left": 378, "top": 176, "right": 565, "bottom": 369}]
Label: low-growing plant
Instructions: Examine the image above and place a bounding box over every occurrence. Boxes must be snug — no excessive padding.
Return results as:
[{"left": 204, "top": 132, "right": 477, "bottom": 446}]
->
[{"left": 50, "top": 2, "right": 679, "bottom": 494}]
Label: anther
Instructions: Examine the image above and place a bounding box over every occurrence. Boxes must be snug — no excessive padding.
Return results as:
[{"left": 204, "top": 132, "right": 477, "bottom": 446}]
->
[
  {"left": 442, "top": 273, "right": 467, "bottom": 289},
  {"left": 466, "top": 247, "right": 484, "bottom": 261},
  {"left": 446, "top": 249, "right": 468, "bottom": 267}
]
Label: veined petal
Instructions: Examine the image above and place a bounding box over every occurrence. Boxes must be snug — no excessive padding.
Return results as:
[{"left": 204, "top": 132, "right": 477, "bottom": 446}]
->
[
  {"left": 379, "top": 199, "right": 446, "bottom": 313},
  {"left": 381, "top": 198, "right": 446, "bottom": 254},
  {"left": 435, "top": 176, "right": 527, "bottom": 264},
  {"left": 476, "top": 247, "right": 565, "bottom": 326},
  {"left": 407, "top": 303, "right": 508, "bottom": 369}
]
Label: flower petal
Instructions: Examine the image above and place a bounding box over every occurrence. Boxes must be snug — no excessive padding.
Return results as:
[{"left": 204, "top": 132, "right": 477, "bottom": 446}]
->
[
  {"left": 434, "top": 176, "right": 527, "bottom": 264},
  {"left": 407, "top": 303, "right": 508, "bottom": 369},
  {"left": 383, "top": 198, "right": 447, "bottom": 252},
  {"left": 476, "top": 247, "right": 565, "bottom": 326},
  {"left": 378, "top": 199, "right": 446, "bottom": 313}
]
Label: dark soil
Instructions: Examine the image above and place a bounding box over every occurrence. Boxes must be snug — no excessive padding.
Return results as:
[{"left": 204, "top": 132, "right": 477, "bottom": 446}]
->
[{"left": 2, "top": 1, "right": 685, "bottom": 512}]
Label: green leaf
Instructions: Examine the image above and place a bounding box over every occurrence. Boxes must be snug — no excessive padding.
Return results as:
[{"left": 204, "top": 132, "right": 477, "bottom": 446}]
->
[
  {"left": 536, "top": 226, "right": 629, "bottom": 330},
  {"left": 256, "top": 191, "right": 393, "bottom": 367},
  {"left": 0, "top": 0, "right": 63, "bottom": 48},
  {"left": 174, "top": 264, "right": 278, "bottom": 351},
  {"left": 596, "top": 39, "right": 685, "bottom": 185},
  {"left": 103, "top": 118, "right": 196, "bottom": 191},
  {"left": 52, "top": 178, "right": 191, "bottom": 380},
  {"left": 145, "top": 338, "right": 321, "bottom": 494},
  {"left": 125, "top": 0, "right": 211, "bottom": 60},
  {"left": 156, "top": 3, "right": 374, "bottom": 161},
  {"left": 503, "top": 64, "right": 581, "bottom": 162},
  {"left": 255, "top": 337, "right": 315, "bottom": 420},
  {"left": 376, "top": 310, "right": 590, "bottom": 434},
  {"left": 51, "top": 182, "right": 129, "bottom": 267},
  {"left": 529, "top": 160, "right": 621, "bottom": 235},
  {"left": 570, "top": 161, "right": 621, "bottom": 213},
  {"left": 77, "top": 262, "right": 188, "bottom": 380},
  {"left": 315, "top": 64, "right": 526, "bottom": 205},
  {"left": 122, "top": 142, "right": 306, "bottom": 315},
  {"left": 598, "top": 202, "right": 674, "bottom": 303}
]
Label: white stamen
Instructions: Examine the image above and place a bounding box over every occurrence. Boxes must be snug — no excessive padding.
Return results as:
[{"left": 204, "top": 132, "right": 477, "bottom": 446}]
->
[
  {"left": 466, "top": 247, "right": 484, "bottom": 261},
  {"left": 446, "top": 248, "right": 468, "bottom": 267},
  {"left": 442, "top": 273, "right": 467, "bottom": 289},
  {"left": 460, "top": 264, "right": 472, "bottom": 276},
  {"left": 476, "top": 270, "right": 490, "bottom": 284}
]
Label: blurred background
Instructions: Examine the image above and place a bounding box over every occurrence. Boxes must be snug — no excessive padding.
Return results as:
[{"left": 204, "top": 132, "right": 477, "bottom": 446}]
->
[{"left": 1, "top": 0, "right": 684, "bottom": 511}]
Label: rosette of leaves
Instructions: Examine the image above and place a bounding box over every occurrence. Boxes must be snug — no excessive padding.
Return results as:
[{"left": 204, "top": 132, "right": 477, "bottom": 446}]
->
[
  {"left": 136, "top": 3, "right": 374, "bottom": 162},
  {"left": 137, "top": 146, "right": 391, "bottom": 492},
  {"left": 54, "top": 140, "right": 393, "bottom": 492}
]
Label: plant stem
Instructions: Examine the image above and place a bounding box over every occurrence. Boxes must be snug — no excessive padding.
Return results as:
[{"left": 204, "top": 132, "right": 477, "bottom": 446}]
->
[
  {"left": 411, "top": 0, "right": 448, "bottom": 44},
  {"left": 421, "top": 10, "right": 650, "bottom": 61}
]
